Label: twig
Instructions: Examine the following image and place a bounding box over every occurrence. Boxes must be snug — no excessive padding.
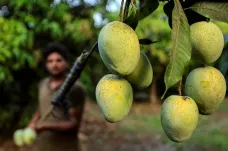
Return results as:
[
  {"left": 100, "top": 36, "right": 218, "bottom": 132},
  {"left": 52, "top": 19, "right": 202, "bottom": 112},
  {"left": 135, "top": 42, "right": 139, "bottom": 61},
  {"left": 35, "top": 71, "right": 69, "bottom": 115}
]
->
[
  {"left": 178, "top": 78, "right": 182, "bottom": 96},
  {"left": 51, "top": 41, "right": 98, "bottom": 106},
  {"left": 119, "top": 0, "right": 125, "bottom": 22}
]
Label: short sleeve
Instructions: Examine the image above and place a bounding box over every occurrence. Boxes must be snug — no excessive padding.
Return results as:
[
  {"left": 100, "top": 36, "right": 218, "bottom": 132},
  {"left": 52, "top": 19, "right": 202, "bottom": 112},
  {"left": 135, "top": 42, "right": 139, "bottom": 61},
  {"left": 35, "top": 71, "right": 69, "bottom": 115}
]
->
[{"left": 65, "top": 81, "right": 86, "bottom": 108}]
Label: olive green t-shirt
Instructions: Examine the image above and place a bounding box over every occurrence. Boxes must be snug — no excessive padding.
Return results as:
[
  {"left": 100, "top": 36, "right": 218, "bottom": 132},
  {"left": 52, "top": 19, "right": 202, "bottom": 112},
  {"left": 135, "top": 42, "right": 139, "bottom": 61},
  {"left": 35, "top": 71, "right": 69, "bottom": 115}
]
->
[{"left": 37, "top": 77, "right": 85, "bottom": 125}]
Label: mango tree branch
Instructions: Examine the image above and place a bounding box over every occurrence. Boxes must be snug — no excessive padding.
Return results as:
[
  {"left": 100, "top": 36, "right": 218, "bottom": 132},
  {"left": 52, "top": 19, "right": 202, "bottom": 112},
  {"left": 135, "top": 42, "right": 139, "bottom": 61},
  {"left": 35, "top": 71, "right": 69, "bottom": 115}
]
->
[
  {"left": 119, "top": 0, "right": 125, "bottom": 22},
  {"left": 51, "top": 41, "right": 98, "bottom": 106}
]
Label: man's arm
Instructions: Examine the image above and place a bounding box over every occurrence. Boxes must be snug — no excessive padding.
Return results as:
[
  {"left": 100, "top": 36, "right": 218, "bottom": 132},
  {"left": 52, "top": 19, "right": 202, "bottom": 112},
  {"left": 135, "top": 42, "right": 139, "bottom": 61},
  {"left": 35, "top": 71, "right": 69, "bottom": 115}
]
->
[
  {"left": 28, "top": 110, "right": 41, "bottom": 129},
  {"left": 36, "top": 106, "right": 82, "bottom": 132}
]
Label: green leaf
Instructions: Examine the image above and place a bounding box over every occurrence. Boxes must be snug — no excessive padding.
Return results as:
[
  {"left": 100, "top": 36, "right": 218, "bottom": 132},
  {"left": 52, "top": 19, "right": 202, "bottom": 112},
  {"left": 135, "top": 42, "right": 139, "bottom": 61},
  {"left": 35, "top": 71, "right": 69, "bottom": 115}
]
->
[
  {"left": 163, "top": 1, "right": 173, "bottom": 28},
  {"left": 139, "top": 39, "right": 157, "bottom": 45},
  {"left": 27, "top": 31, "right": 34, "bottom": 49},
  {"left": 123, "top": 6, "right": 139, "bottom": 30},
  {"left": 139, "top": 0, "right": 159, "bottom": 20},
  {"left": 189, "top": 2, "right": 228, "bottom": 23},
  {"left": 0, "top": 55, "right": 6, "bottom": 62},
  {"left": 0, "top": 47, "right": 11, "bottom": 58},
  {"left": 184, "top": 10, "right": 208, "bottom": 26},
  {"left": 162, "top": 0, "right": 192, "bottom": 99},
  {"left": 27, "top": 55, "right": 36, "bottom": 68}
]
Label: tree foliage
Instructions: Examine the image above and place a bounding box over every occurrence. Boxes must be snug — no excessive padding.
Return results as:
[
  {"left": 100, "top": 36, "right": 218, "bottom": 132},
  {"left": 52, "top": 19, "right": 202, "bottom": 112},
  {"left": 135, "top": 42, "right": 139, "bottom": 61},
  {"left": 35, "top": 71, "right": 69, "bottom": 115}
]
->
[
  {"left": 0, "top": 0, "right": 104, "bottom": 132},
  {"left": 0, "top": 0, "right": 228, "bottom": 133}
]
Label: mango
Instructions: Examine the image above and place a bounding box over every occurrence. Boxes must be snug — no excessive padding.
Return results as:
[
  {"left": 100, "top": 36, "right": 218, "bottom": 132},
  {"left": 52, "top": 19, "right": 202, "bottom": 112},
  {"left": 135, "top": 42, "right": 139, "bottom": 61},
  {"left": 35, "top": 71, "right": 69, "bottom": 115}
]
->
[
  {"left": 96, "top": 74, "right": 133, "bottom": 122},
  {"left": 190, "top": 21, "right": 224, "bottom": 64},
  {"left": 125, "top": 52, "right": 153, "bottom": 89},
  {"left": 185, "top": 66, "right": 226, "bottom": 115},
  {"left": 13, "top": 129, "right": 24, "bottom": 147},
  {"left": 161, "top": 95, "right": 199, "bottom": 142},
  {"left": 23, "top": 128, "right": 36, "bottom": 145},
  {"left": 98, "top": 21, "right": 140, "bottom": 76}
]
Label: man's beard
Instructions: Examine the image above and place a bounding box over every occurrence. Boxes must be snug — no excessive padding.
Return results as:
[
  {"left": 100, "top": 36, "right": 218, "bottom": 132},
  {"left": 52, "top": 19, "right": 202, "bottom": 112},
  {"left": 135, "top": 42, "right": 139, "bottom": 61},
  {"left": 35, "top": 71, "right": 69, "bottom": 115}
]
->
[{"left": 50, "top": 72, "right": 66, "bottom": 79}]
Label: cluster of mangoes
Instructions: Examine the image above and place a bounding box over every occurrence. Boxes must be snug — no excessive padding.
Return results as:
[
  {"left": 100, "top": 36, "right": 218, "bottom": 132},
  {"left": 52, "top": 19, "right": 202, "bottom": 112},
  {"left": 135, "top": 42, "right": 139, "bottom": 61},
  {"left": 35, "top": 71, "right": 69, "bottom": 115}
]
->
[
  {"left": 96, "top": 21, "right": 153, "bottom": 123},
  {"left": 13, "top": 128, "right": 36, "bottom": 147},
  {"left": 161, "top": 21, "right": 227, "bottom": 142}
]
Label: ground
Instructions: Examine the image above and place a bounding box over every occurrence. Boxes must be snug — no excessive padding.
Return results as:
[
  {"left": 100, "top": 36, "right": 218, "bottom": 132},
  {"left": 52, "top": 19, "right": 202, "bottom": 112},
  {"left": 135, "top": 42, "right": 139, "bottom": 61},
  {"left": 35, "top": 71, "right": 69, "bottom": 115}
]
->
[{"left": 0, "top": 98, "right": 228, "bottom": 151}]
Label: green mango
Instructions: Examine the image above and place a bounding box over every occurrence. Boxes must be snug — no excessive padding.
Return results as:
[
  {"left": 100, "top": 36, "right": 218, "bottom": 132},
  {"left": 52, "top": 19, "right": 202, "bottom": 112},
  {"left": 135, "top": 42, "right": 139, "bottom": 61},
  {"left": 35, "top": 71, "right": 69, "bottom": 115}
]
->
[
  {"left": 98, "top": 21, "right": 140, "bottom": 76},
  {"left": 185, "top": 66, "right": 226, "bottom": 115},
  {"left": 190, "top": 21, "right": 224, "bottom": 64},
  {"left": 96, "top": 74, "right": 133, "bottom": 123},
  {"left": 161, "top": 95, "right": 199, "bottom": 142}
]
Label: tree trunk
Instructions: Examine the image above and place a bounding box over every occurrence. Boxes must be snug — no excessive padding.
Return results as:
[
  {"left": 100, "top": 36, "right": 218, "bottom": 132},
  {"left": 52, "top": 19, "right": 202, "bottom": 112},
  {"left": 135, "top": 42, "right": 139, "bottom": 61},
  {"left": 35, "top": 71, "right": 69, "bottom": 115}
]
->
[{"left": 149, "top": 76, "right": 159, "bottom": 104}]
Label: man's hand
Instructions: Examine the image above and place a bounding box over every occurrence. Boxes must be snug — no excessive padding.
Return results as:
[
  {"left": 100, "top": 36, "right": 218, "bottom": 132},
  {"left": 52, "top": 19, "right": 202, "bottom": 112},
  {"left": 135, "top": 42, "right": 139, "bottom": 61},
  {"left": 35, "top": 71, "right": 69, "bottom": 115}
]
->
[
  {"left": 28, "top": 123, "right": 36, "bottom": 130},
  {"left": 27, "top": 110, "right": 41, "bottom": 132}
]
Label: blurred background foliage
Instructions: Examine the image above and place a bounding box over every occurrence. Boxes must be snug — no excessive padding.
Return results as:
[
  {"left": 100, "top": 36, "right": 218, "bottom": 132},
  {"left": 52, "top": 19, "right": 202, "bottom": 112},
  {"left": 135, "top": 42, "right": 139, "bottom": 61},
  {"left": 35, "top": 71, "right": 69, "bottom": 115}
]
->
[{"left": 0, "top": 0, "right": 227, "bottom": 137}]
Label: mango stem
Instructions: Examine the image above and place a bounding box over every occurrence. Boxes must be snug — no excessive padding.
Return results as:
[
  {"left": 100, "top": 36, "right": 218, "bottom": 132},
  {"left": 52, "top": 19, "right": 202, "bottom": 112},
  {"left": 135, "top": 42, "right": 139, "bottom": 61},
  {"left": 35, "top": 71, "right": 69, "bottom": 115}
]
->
[{"left": 178, "top": 78, "right": 182, "bottom": 96}]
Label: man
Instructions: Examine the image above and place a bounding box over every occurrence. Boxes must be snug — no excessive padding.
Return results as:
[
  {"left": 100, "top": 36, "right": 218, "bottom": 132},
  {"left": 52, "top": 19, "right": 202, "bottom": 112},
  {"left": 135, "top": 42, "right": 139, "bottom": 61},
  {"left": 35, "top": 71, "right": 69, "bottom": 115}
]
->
[{"left": 27, "top": 43, "right": 85, "bottom": 151}]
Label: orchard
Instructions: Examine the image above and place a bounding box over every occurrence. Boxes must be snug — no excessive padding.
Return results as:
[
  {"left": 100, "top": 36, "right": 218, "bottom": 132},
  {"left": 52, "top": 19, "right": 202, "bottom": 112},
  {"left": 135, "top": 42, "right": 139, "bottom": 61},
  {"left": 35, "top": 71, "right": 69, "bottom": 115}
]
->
[
  {"left": 1, "top": 0, "right": 227, "bottom": 148},
  {"left": 49, "top": 0, "right": 228, "bottom": 143}
]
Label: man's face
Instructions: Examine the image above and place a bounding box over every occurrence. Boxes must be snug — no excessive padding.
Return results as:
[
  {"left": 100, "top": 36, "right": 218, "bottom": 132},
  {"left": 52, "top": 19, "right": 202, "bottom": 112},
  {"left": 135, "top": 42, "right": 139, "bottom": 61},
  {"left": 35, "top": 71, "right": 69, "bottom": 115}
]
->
[{"left": 45, "top": 52, "right": 68, "bottom": 77}]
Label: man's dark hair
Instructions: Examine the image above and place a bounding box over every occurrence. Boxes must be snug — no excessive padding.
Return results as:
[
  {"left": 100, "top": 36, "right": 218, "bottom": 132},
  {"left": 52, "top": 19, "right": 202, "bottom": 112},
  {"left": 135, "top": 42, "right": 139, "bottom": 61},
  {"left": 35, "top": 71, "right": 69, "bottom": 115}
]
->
[{"left": 42, "top": 43, "right": 69, "bottom": 61}]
